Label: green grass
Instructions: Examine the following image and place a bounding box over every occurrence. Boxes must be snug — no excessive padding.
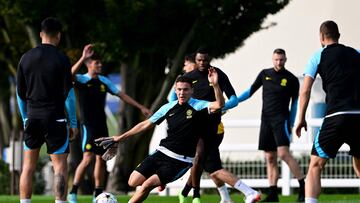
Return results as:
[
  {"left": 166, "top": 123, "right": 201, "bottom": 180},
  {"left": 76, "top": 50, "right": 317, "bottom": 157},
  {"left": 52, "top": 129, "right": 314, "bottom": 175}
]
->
[{"left": 2, "top": 194, "right": 360, "bottom": 203}]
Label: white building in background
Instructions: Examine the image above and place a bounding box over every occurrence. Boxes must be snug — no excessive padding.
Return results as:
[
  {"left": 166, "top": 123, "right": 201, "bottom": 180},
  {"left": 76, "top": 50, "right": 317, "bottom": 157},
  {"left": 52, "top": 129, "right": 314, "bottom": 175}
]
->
[{"left": 150, "top": 0, "right": 360, "bottom": 161}]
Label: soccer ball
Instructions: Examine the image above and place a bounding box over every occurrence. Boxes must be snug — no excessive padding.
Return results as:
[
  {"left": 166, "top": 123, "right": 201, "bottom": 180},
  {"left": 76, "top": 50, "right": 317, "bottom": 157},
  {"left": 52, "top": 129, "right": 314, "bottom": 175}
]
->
[{"left": 95, "top": 192, "right": 118, "bottom": 203}]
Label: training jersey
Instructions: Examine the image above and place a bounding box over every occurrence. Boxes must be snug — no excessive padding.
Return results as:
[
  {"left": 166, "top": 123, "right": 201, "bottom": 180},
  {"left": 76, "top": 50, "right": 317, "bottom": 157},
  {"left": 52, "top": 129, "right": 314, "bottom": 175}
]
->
[
  {"left": 183, "top": 67, "right": 236, "bottom": 123},
  {"left": 149, "top": 98, "right": 210, "bottom": 158},
  {"left": 16, "top": 44, "right": 75, "bottom": 123},
  {"left": 249, "top": 68, "right": 299, "bottom": 120},
  {"left": 74, "top": 74, "right": 120, "bottom": 125},
  {"left": 304, "top": 43, "right": 360, "bottom": 116}
]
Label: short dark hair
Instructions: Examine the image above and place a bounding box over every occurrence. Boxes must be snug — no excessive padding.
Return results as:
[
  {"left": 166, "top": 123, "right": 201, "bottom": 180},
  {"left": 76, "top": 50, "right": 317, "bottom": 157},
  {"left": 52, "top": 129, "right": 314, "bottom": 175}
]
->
[
  {"left": 184, "top": 53, "right": 195, "bottom": 63},
  {"left": 84, "top": 52, "right": 101, "bottom": 64},
  {"left": 175, "top": 76, "right": 193, "bottom": 87},
  {"left": 320, "top": 20, "right": 340, "bottom": 40},
  {"left": 273, "top": 48, "right": 286, "bottom": 55},
  {"left": 196, "top": 46, "right": 209, "bottom": 55},
  {"left": 41, "top": 17, "right": 62, "bottom": 36}
]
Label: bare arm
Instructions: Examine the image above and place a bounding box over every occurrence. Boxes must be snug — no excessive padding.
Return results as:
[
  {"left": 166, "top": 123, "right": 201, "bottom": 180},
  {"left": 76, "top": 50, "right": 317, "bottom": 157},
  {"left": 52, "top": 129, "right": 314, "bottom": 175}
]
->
[
  {"left": 208, "top": 67, "right": 225, "bottom": 112},
  {"left": 295, "top": 76, "right": 314, "bottom": 137},
  {"left": 113, "top": 120, "right": 154, "bottom": 142},
  {"left": 71, "top": 44, "right": 93, "bottom": 75},
  {"left": 118, "top": 92, "right": 152, "bottom": 117}
]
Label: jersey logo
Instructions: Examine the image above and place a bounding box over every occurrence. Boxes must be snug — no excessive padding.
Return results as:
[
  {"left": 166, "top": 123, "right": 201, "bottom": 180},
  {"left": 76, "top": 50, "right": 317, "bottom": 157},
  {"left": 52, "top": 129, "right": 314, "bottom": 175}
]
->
[
  {"left": 192, "top": 80, "right": 198, "bottom": 84},
  {"left": 87, "top": 84, "right": 93, "bottom": 87},
  {"left": 169, "top": 113, "right": 175, "bottom": 117},
  {"left": 86, "top": 144, "right": 92, "bottom": 150},
  {"left": 280, "top": 78, "right": 287, "bottom": 86},
  {"left": 186, "top": 109, "right": 193, "bottom": 119},
  {"left": 265, "top": 76, "right": 272, "bottom": 80},
  {"left": 100, "top": 84, "right": 106, "bottom": 92}
]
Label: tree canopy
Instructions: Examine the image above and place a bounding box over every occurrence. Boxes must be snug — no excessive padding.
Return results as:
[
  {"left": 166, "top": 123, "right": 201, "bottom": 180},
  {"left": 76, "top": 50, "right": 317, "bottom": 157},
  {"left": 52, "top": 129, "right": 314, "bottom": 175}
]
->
[{"left": 0, "top": 0, "right": 290, "bottom": 193}]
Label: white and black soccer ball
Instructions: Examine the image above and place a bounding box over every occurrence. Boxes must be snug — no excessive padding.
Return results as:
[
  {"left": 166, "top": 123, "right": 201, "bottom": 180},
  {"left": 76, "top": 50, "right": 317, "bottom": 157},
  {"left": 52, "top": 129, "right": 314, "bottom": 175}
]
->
[{"left": 95, "top": 192, "right": 118, "bottom": 203}]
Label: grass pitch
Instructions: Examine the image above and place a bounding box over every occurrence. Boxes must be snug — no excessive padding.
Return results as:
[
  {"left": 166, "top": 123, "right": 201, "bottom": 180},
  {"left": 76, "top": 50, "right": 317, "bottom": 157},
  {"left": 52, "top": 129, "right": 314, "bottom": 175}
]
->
[{"left": 2, "top": 194, "right": 360, "bottom": 203}]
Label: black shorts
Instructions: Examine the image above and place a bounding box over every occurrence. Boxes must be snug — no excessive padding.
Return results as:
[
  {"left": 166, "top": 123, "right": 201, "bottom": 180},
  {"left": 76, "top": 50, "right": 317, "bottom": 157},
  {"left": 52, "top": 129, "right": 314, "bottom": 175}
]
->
[
  {"left": 258, "top": 119, "right": 291, "bottom": 151},
  {"left": 312, "top": 114, "right": 360, "bottom": 158},
  {"left": 81, "top": 123, "right": 109, "bottom": 155},
  {"left": 24, "top": 118, "right": 69, "bottom": 154},
  {"left": 135, "top": 151, "right": 192, "bottom": 184},
  {"left": 203, "top": 132, "right": 224, "bottom": 173}
]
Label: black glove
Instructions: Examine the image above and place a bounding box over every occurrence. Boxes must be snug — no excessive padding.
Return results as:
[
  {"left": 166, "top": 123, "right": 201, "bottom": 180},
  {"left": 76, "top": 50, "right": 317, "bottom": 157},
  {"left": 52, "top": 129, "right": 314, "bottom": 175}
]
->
[{"left": 94, "top": 137, "right": 117, "bottom": 150}]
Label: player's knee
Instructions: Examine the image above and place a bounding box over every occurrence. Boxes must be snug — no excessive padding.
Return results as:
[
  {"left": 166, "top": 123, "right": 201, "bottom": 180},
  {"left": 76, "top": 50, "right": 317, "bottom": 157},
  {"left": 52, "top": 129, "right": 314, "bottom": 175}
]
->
[
  {"left": 277, "top": 151, "right": 290, "bottom": 160},
  {"left": 210, "top": 170, "right": 220, "bottom": 179},
  {"left": 128, "top": 177, "right": 139, "bottom": 188}
]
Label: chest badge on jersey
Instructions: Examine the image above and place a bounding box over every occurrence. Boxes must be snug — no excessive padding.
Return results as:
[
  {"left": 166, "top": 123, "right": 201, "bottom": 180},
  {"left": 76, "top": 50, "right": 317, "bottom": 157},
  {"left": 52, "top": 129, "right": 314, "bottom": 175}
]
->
[
  {"left": 280, "top": 78, "right": 287, "bottom": 86},
  {"left": 265, "top": 76, "right": 272, "bottom": 80},
  {"left": 186, "top": 109, "right": 193, "bottom": 119},
  {"left": 100, "top": 84, "right": 106, "bottom": 92}
]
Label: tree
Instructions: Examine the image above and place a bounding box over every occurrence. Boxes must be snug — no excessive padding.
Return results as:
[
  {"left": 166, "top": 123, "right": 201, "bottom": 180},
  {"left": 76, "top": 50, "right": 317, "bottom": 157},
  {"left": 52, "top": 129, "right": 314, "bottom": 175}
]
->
[{"left": 0, "top": 0, "right": 290, "bottom": 193}]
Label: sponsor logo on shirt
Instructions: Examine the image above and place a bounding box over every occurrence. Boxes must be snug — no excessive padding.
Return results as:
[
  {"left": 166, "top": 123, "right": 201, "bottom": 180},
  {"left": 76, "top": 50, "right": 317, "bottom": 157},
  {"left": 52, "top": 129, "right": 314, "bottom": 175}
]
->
[
  {"left": 265, "top": 76, "right": 272, "bottom": 80},
  {"left": 280, "top": 78, "right": 287, "bottom": 86}
]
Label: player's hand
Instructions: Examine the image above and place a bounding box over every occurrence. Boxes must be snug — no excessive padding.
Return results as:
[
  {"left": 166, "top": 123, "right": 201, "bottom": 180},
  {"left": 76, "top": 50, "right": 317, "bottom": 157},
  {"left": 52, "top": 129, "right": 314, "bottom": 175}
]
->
[
  {"left": 141, "top": 107, "right": 152, "bottom": 117},
  {"left": 69, "top": 128, "right": 79, "bottom": 141},
  {"left": 295, "top": 119, "right": 307, "bottom": 138},
  {"left": 208, "top": 67, "right": 218, "bottom": 86},
  {"left": 94, "top": 137, "right": 117, "bottom": 150},
  {"left": 82, "top": 44, "right": 94, "bottom": 59},
  {"left": 102, "top": 147, "right": 118, "bottom": 161}
]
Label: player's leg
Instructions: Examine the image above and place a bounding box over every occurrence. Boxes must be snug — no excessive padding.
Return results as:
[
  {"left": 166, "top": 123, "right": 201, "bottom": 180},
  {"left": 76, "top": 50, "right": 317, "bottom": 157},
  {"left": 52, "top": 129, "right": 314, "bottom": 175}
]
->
[
  {"left": 128, "top": 170, "right": 147, "bottom": 188},
  {"left": 94, "top": 155, "right": 106, "bottom": 197},
  {"left": 210, "top": 169, "right": 260, "bottom": 203},
  {"left": 20, "top": 148, "right": 40, "bottom": 201},
  {"left": 50, "top": 153, "right": 68, "bottom": 201},
  {"left": 305, "top": 155, "right": 327, "bottom": 202},
  {"left": 129, "top": 174, "right": 161, "bottom": 203},
  {"left": 72, "top": 152, "right": 95, "bottom": 188},
  {"left": 277, "top": 146, "right": 305, "bottom": 202},
  {"left": 210, "top": 130, "right": 233, "bottom": 203},
  {"left": 258, "top": 120, "right": 279, "bottom": 202},
  {"left": 353, "top": 157, "right": 360, "bottom": 178},
  {"left": 179, "top": 138, "right": 205, "bottom": 203}
]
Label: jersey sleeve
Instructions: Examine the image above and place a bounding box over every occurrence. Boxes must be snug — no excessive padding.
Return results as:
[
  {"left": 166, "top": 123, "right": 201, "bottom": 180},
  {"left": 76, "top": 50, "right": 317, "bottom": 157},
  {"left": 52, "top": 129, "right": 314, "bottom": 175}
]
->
[
  {"left": 217, "top": 68, "right": 236, "bottom": 99},
  {"left": 188, "top": 98, "right": 210, "bottom": 112},
  {"left": 149, "top": 101, "right": 177, "bottom": 124},
  {"left": 304, "top": 49, "right": 323, "bottom": 79},
  {"left": 250, "top": 70, "right": 264, "bottom": 95},
  {"left": 98, "top": 75, "right": 120, "bottom": 95},
  {"left": 16, "top": 57, "right": 27, "bottom": 124}
]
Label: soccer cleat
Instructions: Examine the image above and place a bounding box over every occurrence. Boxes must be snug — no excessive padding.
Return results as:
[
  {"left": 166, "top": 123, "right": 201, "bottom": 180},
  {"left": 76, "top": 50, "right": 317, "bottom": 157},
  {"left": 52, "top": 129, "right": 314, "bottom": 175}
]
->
[
  {"left": 192, "top": 197, "right": 201, "bottom": 203},
  {"left": 245, "top": 191, "right": 261, "bottom": 203},
  {"left": 259, "top": 193, "right": 278, "bottom": 202},
  {"left": 296, "top": 186, "right": 305, "bottom": 202},
  {"left": 67, "top": 193, "right": 78, "bottom": 203},
  {"left": 178, "top": 192, "right": 189, "bottom": 203}
]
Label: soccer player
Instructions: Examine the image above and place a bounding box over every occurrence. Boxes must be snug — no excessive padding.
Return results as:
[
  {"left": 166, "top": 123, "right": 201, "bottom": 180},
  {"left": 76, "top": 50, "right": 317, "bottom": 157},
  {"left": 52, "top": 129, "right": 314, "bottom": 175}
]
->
[
  {"left": 179, "top": 48, "right": 260, "bottom": 203},
  {"left": 236, "top": 49, "right": 305, "bottom": 202},
  {"left": 68, "top": 45, "right": 152, "bottom": 203},
  {"left": 17, "top": 17, "right": 77, "bottom": 203},
  {"left": 295, "top": 20, "right": 360, "bottom": 203},
  {"left": 96, "top": 68, "right": 224, "bottom": 203},
  {"left": 168, "top": 54, "right": 233, "bottom": 203}
]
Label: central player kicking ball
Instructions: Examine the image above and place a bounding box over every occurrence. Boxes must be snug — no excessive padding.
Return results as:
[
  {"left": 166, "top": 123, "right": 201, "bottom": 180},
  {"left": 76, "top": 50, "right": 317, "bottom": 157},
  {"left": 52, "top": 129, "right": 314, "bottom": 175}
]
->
[{"left": 95, "top": 68, "right": 224, "bottom": 203}]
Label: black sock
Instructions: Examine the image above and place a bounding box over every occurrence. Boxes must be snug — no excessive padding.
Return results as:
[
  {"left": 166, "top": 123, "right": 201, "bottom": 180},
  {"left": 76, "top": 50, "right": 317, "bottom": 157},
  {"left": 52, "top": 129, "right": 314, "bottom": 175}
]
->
[
  {"left": 269, "top": 185, "right": 278, "bottom": 195},
  {"left": 298, "top": 178, "right": 305, "bottom": 189},
  {"left": 94, "top": 187, "right": 104, "bottom": 197},
  {"left": 70, "top": 184, "right": 79, "bottom": 194},
  {"left": 193, "top": 187, "right": 200, "bottom": 198},
  {"left": 181, "top": 184, "right": 192, "bottom": 197}
]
